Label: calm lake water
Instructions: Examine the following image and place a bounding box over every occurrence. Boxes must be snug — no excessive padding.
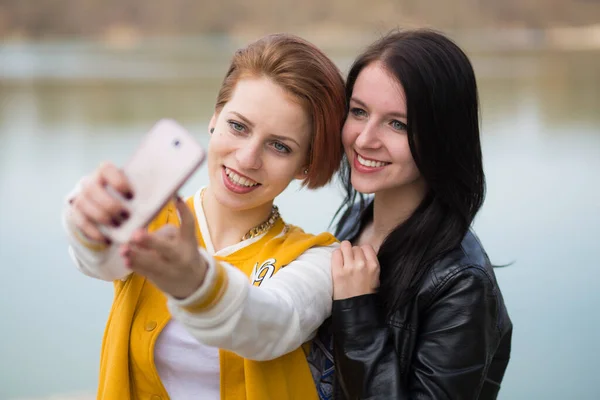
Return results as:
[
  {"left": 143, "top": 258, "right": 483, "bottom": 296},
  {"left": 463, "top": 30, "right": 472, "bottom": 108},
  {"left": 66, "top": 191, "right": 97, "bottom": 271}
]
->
[{"left": 0, "top": 36, "right": 599, "bottom": 400}]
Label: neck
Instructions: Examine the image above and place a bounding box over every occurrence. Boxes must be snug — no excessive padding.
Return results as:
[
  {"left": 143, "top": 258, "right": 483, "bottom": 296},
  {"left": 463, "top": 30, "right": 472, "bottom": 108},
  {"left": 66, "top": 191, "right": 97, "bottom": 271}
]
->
[
  {"left": 367, "top": 178, "right": 428, "bottom": 249},
  {"left": 201, "top": 187, "right": 274, "bottom": 251}
]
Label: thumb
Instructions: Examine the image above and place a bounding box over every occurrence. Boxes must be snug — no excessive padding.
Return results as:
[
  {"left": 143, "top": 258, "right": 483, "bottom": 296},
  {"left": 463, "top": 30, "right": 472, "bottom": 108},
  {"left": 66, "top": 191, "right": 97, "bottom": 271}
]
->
[
  {"left": 175, "top": 195, "right": 198, "bottom": 241},
  {"left": 331, "top": 248, "right": 343, "bottom": 272}
]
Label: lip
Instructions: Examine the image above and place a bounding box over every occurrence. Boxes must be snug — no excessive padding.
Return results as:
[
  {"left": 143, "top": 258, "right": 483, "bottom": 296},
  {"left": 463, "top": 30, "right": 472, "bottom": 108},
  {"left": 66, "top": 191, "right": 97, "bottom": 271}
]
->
[
  {"left": 221, "top": 166, "right": 261, "bottom": 194},
  {"left": 352, "top": 151, "right": 388, "bottom": 173}
]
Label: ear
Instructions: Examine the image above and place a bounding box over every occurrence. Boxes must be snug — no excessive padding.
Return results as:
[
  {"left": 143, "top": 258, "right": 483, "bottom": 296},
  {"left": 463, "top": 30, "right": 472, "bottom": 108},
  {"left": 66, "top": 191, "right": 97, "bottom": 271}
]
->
[
  {"left": 294, "top": 166, "right": 309, "bottom": 181},
  {"left": 208, "top": 112, "right": 218, "bottom": 134}
]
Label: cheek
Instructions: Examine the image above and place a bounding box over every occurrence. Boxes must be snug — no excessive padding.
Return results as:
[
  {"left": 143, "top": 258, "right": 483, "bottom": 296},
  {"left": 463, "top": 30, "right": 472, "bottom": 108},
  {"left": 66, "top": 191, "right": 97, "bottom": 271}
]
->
[
  {"left": 264, "top": 154, "right": 304, "bottom": 183},
  {"left": 341, "top": 119, "right": 356, "bottom": 149},
  {"left": 402, "top": 146, "right": 418, "bottom": 171},
  {"left": 206, "top": 140, "right": 218, "bottom": 167},
  {"left": 209, "top": 131, "right": 235, "bottom": 155},
  {"left": 388, "top": 136, "right": 417, "bottom": 168},
  {"left": 397, "top": 144, "right": 414, "bottom": 165},
  {"left": 207, "top": 133, "right": 231, "bottom": 171},
  {"left": 400, "top": 147, "right": 420, "bottom": 178}
]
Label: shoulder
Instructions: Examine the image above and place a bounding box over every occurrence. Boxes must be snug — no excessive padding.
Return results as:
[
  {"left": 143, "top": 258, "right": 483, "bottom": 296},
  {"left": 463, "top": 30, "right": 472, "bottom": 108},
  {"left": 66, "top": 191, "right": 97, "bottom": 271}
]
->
[
  {"left": 258, "top": 222, "right": 338, "bottom": 267},
  {"left": 420, "top": 231, "right": 501, "bottom": 307},
  {"left": 294, "top": 241, "right": 339, "bottom": 262},
  {"left": 415, "top": 230, "right": 511, "bottom": 330},
  {"left": 271, "top": 222, "right": 338, "bottom": 248}
]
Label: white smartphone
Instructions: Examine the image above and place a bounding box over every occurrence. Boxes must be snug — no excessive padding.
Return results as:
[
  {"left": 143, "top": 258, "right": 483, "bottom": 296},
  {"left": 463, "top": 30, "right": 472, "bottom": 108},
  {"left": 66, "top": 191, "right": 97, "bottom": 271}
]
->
[{"left": 100, "top": 119, "right": 206, "bottom": 243}]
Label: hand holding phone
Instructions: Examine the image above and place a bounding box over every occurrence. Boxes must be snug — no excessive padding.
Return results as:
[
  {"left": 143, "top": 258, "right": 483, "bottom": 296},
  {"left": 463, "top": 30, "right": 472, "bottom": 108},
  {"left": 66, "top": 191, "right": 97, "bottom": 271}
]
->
[
  {"left": 70, "top": 119, "right": 205, "bottom": 245},
  {"left": 101, "top": 119, "right": 206, "bottom": 243}
]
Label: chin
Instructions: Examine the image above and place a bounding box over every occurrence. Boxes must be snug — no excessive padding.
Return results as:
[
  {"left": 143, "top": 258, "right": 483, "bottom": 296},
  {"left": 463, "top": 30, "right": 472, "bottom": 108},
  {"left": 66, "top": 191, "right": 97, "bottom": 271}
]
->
[
  {"left": 215, "top": 193, "right": 253, "bottom": 212},
  {"left": 350, "top": 176, "right": 379, "bottom": 195},
  {"left": 352, "top": 186, "right": 378, "bottom": 195},
  {"left": 212, "top": 180, "right": 244, "bottom": 207},
  {"left": 215, "top": 182, "right": 269, "bottom": 212}
]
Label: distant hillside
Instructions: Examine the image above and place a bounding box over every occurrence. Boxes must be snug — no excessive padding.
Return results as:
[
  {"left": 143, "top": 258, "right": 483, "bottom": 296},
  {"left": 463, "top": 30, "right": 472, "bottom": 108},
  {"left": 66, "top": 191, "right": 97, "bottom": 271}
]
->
[{"left": 1, "top": 0, "right": 599, "bottom": 40}]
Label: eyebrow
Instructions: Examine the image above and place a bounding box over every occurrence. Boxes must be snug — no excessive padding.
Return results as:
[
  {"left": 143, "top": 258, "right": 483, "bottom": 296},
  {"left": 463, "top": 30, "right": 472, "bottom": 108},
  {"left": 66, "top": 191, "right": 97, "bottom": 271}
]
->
[
  {"left": 231, "top": 112, "right": 255, "bottom": 129},
  {"left": 230, "top": 111, "right": 301, "bottom": 148},
  {"left": 271, "top": 134, "right": 301, "bottom": 148},
  {"left": 350, "top": 97, "right": 407, "bottom": 120}
]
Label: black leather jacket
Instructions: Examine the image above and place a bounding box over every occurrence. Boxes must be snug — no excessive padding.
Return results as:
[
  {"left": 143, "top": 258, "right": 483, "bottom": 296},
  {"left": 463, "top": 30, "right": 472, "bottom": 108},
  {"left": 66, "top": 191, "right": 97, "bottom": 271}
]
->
[{"left": 309, "top": 208, "right": 512, "bottom": 400}]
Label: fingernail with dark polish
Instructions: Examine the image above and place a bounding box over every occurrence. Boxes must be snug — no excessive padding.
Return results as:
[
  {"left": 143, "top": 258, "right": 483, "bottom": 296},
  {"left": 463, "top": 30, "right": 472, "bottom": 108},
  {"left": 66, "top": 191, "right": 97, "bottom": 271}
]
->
[
  {"left": 120, "top": 210, "right": 130, "bottom": 220},
  {"left": 125, "top": 191, "right": 134, "bottom": 200},
  {"left": 111, "top": 218, "right": 121, "bottom": 227}
]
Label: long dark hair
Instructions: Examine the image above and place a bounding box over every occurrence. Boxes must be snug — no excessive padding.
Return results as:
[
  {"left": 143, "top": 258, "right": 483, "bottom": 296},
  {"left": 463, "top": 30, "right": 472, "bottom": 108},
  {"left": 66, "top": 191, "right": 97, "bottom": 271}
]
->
[{"left": 335, "top": 29, "right": 485, "bottom": 315}]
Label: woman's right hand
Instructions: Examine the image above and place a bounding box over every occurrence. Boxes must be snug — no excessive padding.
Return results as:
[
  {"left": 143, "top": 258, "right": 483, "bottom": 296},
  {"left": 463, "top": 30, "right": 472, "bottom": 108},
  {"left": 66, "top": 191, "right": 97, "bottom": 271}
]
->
[
  {"left": 332, "top": 240, "right": 380, "bottom": 300},
  {"left": 69, "top": 162, "right": 134, "bottom": 244}
]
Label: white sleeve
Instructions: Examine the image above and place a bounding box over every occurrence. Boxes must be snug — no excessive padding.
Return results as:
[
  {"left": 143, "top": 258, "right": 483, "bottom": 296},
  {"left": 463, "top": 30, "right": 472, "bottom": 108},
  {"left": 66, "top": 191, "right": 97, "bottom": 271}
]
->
[
  {"left": 62, "top": 183, "right": 131, "bottom": 282},
  {"left": 167, "top": 243, "right": 337, "bottom": 361}
]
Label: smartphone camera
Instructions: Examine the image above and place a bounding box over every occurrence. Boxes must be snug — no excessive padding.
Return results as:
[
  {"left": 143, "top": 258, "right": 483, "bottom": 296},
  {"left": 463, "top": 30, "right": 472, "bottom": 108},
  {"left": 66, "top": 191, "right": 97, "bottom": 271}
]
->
[{"left": 172, "top": 139, "right": 181, "bottom": 148}]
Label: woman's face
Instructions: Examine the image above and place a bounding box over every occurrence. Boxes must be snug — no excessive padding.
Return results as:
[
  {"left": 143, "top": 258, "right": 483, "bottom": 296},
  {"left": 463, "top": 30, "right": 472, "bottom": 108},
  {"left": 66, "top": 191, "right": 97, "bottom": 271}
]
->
[
  {"left": 208, "top": 76, "right": 311, "bottom": 211},
  {"left": 342, "top": 62, "right": 423, "bottom": 196}
]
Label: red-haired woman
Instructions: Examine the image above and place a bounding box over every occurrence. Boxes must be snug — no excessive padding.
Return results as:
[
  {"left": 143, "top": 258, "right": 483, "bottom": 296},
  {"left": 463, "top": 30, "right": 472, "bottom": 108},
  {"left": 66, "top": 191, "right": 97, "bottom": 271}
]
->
[{"left": 62, "top": 33, "right": 347, "bottom": 400}]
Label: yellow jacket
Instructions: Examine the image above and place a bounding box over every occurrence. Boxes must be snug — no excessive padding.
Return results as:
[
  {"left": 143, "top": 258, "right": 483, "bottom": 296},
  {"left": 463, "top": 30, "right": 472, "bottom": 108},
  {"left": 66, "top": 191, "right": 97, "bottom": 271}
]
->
[{"left": 88, "top": 196, "right": 336, "bottom": 400}]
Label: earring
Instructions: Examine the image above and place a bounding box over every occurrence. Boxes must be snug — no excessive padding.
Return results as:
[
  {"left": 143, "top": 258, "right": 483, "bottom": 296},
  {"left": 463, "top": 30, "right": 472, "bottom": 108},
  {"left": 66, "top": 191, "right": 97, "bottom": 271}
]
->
[
  {"left": 303, "top": 168, "right": 308, "bottom": 175},
  {"left": 210, "top": 128, "right": 214, "bottom": 134}
]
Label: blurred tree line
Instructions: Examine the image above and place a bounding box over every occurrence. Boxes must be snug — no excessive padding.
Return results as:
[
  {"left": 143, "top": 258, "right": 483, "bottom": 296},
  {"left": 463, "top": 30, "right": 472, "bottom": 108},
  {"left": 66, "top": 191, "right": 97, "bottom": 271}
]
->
[{"left": 0, "top": 0, "right": 599, "bottom": 40}]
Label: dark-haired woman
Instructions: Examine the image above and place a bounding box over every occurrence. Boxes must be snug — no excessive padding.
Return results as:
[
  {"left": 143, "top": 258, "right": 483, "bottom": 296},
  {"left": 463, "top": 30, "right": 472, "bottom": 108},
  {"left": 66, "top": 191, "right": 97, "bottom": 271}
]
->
[{"left": 309, "top": 29, "right": 512, "bottom": 400}]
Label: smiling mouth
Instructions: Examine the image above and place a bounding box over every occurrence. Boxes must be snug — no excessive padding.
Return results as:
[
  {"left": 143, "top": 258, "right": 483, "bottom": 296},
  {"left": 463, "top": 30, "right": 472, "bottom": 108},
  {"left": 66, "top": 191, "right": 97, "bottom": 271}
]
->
[
  {"left": 224, "top": 167, "right": 260, "bottom": 187},
  {"left": 355, "top": 152, "right": 390, "bottom": 168}
]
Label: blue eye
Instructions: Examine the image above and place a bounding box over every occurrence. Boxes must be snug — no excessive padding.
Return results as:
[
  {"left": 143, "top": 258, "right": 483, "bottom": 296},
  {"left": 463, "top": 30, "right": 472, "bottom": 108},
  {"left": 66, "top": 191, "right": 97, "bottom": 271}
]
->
[
  {"left": 350, "top": 108, "right": 367, "bottom": 118},
  {"left": 272, "top": 141, "right": 291, "bottom": 154},
  {"left": 228, "top": 120, "right": 246, "bottom": 133},
  {"left": 391, "top": 120, "right": 407, "bottom": 131}
]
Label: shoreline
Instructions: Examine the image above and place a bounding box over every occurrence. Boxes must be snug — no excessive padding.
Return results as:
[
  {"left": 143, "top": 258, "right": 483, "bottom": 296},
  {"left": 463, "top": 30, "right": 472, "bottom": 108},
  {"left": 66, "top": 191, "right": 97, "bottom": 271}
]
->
[
  {"left": 11, "top": 393, "right": 95, "bottom": 400},
  {"left": 1, "top": 24, "right": 599, "bottom": 84}
]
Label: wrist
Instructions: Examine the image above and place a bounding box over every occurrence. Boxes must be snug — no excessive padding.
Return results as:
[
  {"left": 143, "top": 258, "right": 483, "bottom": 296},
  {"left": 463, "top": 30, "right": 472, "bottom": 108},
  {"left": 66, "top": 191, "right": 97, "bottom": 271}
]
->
[
  {"left": 169, "top": 252, "right": 230, "bottom": 314},
  {"left": 333, "top": 287, "right": 376, "bottom": 300},
  {"left": 173, "top": 256, "right": 208, "bottom": 299}
]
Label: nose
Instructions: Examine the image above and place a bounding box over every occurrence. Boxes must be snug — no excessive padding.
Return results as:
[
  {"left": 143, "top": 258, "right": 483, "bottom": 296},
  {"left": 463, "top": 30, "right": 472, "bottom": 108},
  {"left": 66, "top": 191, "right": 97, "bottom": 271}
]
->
[
  {"left": 354, "top": 120, "right": 381, "bottom": 150},
  {"left": 235, "top": 138, "right": 263, "bottom": 170}
]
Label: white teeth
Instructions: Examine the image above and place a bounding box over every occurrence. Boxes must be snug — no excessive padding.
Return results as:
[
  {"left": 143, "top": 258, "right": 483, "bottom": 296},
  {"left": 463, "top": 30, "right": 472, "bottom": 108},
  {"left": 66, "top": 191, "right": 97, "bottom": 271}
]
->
[
  {"left": 225, "top": 168, "right": 258, "bottom": 187},
  {"left": 357, "top": 154, "right": 388, "bottom": 168}
]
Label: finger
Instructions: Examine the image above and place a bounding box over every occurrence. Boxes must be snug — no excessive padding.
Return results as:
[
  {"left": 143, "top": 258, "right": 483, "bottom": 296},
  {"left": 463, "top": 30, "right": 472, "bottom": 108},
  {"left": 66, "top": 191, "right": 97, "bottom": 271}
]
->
[
  {"left": 119, "top": 243, "right": 131, "bottom": 260},
  {"left": 361, "top": 245, "right": 380, "bottom": 271},
  {"left": 352, "top": 246, "right": 366, "bottom": 269},
  {"left": 175, "top": 196, "right": 198, "bottom": 242},
  {"left": 70, "top": 206, "right": 111, "bottom": 244},
  {"left": 81, "top": 178, "right": 130, "bottom": 223},
  {"left": 126, "top": 244, "right": 165, "bottom": 277},
  {"left": 331, "top": 248, "right": 343, "bottom": 278},
  {"left": 97, "top": 162, "right": 134, "bottom": 199},
  {"left": 129, "top": 228, "right": 148, "bottom": 247},
  {"left": 339, "top": 240, "right": 354, "bottom": 267},
  {"left": 130, "top": 228, "right": 180, "bottom": 261},
  {"left": 76, "top": 187, "right": 128, "bottom": 228},
  {"left": 73, "top": 193, "right": 114, "bottom": 227},
  {"left": 154, "top": 224, "right": 179, "bottom": 240}
]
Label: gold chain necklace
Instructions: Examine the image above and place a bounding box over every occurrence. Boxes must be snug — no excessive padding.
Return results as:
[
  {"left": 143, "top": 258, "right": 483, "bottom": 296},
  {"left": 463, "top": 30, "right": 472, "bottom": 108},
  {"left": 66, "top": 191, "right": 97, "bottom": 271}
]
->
[{"left": 200, "top": 188, "right": 281, "bottom": 241}]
